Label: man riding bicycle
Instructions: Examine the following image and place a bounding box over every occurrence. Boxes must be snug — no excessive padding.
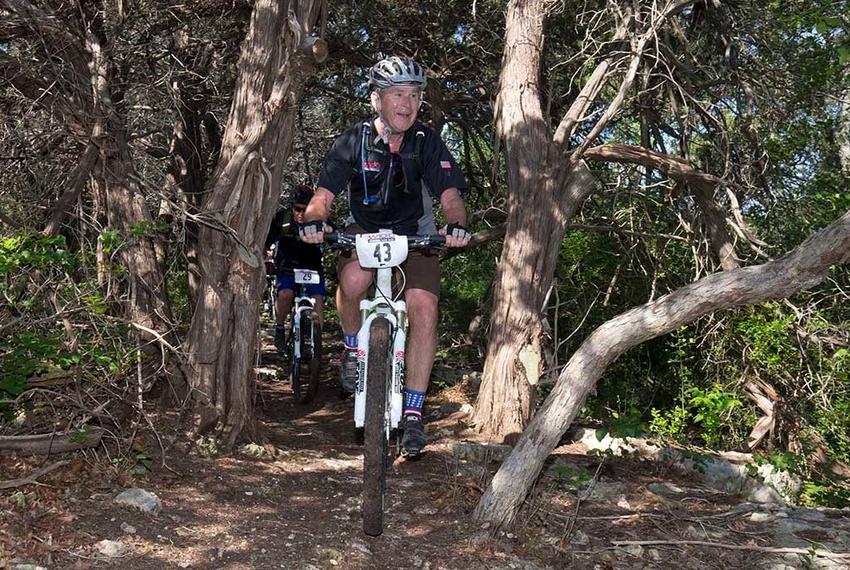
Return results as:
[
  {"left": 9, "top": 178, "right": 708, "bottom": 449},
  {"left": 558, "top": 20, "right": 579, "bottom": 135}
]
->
[
  {"left": 299, "top": 56, "right": 471, "bottom": 456},
  {"left": 266, "top": 184, "right": 326, "bottom": 352}
]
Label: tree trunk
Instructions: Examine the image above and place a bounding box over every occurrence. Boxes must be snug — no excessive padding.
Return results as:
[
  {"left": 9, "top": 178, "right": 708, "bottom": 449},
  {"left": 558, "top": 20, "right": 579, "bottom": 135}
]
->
[
  {"left": 472, "top": 0, "right": 595, "bottom": 439},
  {"left": 86, "top": 28, "right": 179, "bottom": 387},
  {"left": 840, "top": 78, "right": 850, "bottom": 175},
  {"left": 473, "top": 207, "right": 850, "bottom": 528},
  {"left": 42, "top": 137, "right": 100, "bottom": 237},
  {"left": 93, "top": 128, "right": 179, "bottom": 388},
  {"left": 162, "top": 41, "right": 215, "bottom": 308},
  {"left": 183, "top": 0, "right": 327, "bottom": 446}
]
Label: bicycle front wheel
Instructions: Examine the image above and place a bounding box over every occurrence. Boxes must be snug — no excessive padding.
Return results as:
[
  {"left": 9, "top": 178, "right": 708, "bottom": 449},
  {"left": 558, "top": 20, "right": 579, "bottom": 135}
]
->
[
  {"left": 266, "top": 281, "right": 277, "bottom": 323},
  {"left": 362, "top": 317, "right": 392, "bottom": 537},
  {"left": 294, "top": 311, "right": 321, "bottom": 404},
  {"left": 305, "top": 317, "right": 322, "bottom": 403}
]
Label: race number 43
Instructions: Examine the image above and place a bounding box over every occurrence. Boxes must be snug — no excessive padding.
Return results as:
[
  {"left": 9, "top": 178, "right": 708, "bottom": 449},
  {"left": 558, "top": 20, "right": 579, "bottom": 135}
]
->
[{"left": 355, "top": 232, "right": 408, "bottom": 268}]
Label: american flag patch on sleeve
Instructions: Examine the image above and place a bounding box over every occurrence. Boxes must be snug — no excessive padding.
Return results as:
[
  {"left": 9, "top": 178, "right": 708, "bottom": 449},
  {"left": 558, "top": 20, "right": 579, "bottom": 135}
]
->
[{"left": 440, "top": 161, "right": 452, "bottom": 169}]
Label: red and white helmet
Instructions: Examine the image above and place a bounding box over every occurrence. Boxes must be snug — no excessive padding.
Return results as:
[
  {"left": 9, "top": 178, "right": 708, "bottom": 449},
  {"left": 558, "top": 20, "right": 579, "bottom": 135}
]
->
[{"left": 368, "top": 56, "right": 427, "bottom": 90}]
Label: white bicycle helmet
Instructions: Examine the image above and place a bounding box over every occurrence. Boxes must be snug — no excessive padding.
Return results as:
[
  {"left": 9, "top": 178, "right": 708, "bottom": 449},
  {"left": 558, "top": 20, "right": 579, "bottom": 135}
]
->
[{"left": 368, "top": 56, "right": 427, "bottom": 90}]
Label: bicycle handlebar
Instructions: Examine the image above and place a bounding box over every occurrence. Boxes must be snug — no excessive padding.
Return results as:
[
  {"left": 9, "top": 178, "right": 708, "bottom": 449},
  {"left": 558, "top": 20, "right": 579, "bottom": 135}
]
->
[{"left": 324, "top": 232, "right": 447, "bottom": 251}]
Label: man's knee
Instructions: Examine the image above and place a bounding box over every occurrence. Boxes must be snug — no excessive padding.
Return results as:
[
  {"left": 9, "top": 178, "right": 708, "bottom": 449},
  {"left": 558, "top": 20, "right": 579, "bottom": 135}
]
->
[
  {"left": 406, "top": 289, "right": 438, "bottom": 331},
  {"left": 277, "top": 288, "right": 295, "bottom": 303},
  {"left": 339, "top": 264, "right": 373, "bottom": 299}
]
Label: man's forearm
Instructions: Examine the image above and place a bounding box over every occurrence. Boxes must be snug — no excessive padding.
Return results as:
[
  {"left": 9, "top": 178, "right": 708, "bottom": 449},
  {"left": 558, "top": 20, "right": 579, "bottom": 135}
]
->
[
  {"left": 304, "top": 187, "right": 335, "bottom": 222},
  {"left": 440, "top": 188, "right": 467, "bottom": 226}
]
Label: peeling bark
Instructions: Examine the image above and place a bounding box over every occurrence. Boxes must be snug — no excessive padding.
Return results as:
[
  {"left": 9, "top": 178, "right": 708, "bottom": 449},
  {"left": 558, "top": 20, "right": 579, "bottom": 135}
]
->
[
  {"left": 183, "top": 0, "right": 327, "bottom": 446},
  {"left": 472, "top": 0, "right": 596, "bottom": 440},
  {"left": 475, "top": 1, "right": 706, "bottom": 441}
]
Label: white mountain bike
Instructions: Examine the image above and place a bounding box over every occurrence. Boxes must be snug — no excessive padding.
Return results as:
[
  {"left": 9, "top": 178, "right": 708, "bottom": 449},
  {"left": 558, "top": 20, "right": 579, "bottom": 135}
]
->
[
  {"left": 326, "top": 230, "right": 445, "bottom": 537},
  {"left": 287, "top": 268, "right": 322, "bottom": 404}
]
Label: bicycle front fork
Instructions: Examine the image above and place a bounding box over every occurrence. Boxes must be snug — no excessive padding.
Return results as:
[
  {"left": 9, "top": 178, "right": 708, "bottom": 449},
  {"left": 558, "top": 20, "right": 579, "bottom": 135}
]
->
[{"left": 354, "top": 311, "right": 406, "bottom": 431}]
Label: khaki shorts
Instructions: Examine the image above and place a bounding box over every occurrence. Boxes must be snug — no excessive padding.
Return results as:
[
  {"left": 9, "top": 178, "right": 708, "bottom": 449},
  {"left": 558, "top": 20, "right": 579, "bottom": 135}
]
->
[{"left": 337, "top": 224, "right": 441, "bottom": 297}]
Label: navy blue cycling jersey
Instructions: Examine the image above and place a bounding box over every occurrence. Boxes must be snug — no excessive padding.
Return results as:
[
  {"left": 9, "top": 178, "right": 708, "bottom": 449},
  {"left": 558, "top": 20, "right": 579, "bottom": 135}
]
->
[
  {"left": 317, "top": 119, "right": 466, "bottom": 234},
  {"left": 265, "top": 210, "right": 324, "bottom": 277}
]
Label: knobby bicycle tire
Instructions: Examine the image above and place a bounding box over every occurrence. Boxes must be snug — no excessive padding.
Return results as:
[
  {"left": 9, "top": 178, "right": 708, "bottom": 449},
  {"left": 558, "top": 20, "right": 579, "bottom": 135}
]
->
[
  {"left": 289, "top": 310, "right": 304, "bottom": 402},
  {"left": 294, "top": 310, "right": 321, "bottom": 404},
  {"left": 362, "top": 317, "right": 392, "bottom": 537},
  {"left": 290, "top": 349, "right": 302, "bottom": 403},
  {"left": 266, "top": 280, "right": 277, "bottom": 323},
  {"left": 306, "top": 318, "right": 322, "bottom": 403}
]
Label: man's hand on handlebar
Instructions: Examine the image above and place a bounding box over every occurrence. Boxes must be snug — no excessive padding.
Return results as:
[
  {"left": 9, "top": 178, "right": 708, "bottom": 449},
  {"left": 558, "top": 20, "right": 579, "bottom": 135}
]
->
[
  {"left": 440, "top": 223, "right": 472, "bottom": 248},
  {"left": 298, "top": 220, "right": 332, "bottom": 244}
]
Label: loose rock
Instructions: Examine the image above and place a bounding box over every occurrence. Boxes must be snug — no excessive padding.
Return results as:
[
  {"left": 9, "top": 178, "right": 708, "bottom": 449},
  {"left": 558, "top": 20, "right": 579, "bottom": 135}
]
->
[
  {"left": 453, "top": 441, "right": 513, "bottom": 463},
  {"left": 114, "top": 488, "right": 161, "bottom": 513},
  {"left": 95, "top": 539, "right": 127, "bottom": 558}
]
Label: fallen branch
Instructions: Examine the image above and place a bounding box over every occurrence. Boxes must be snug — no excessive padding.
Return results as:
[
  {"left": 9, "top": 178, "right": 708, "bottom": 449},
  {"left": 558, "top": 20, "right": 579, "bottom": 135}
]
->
[
  {"left": 0, "top": 459, "right": 70, "bottom": 489},
  {"left": 609, "top": 539, "right": 850, "bottom": 560},
  {"left": 0, "top": 428, "right": 105, "bottom": 455}
]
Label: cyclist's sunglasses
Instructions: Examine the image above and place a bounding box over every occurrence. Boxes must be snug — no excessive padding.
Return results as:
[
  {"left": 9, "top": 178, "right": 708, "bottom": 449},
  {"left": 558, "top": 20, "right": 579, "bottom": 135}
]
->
[{"left": 292, "top": 204, "right": 307, "bottom": 213}]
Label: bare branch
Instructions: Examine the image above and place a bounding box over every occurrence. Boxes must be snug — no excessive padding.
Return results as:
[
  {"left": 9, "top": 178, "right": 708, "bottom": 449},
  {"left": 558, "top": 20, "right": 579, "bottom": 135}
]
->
[
  {"left": 42, "top": 138, "right": 100, "bottom": 236},
  {"left": 569, "top": 0, "right": 699, "bottom": 161},
  {"left": 583, "top": 143, "right": 721, "bottom": 190},
  {"left": 0, "top": 460, "right": 70, "bottom": 489}
]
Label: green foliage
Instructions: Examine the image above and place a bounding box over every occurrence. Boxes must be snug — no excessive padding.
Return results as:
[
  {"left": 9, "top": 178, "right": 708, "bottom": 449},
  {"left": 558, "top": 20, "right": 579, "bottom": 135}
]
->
[
  {"left": 97, "top": 229, "right": 123, "bottom": 255},
  {"left": 0, "top": 333, "right": 61, "bottom": 412},
  {"left": 648, "top": 406, "right": 690, "bottom": 444},
  {"left": 552, "top": 464, "right": 592, "bottom": 492},
  {"left": 0, "top": 229, "right": 136, "bottom": 420},
  {"left": 686, "top": 385, "right": 743, "bottom": 448},
  {"left": 799, "top": 480, "right": 850, "bottom": 508},
  {"left": 600, "top": 407, "right": 646, "bottom": 439},
  {"left": 736, "top": 309, "right": 795, "bottom": 370}
]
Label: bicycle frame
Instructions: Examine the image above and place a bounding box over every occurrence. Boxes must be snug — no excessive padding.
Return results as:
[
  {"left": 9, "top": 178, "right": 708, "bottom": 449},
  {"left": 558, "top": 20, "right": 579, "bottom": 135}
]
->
[
  {"left": 354, "top": 256, "right": 407, "bottom": 435},
  {"left": 290, "top": 269, "right": 319, "bottom": 362}
]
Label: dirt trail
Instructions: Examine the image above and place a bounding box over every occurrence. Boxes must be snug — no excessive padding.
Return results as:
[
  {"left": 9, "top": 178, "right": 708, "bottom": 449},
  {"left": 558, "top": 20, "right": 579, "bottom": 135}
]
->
[{"left": 3, "top": 327, "right": 850, "bottom": 569}]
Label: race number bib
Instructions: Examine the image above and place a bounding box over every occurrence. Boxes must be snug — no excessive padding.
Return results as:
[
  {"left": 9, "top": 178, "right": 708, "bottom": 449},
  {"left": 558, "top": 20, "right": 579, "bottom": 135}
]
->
[
  {"left": 355, "top": 233, "right": 408, "bottom": 268},
  {"left": 293, "top": 269, "right": 320, "bottom": 284}
]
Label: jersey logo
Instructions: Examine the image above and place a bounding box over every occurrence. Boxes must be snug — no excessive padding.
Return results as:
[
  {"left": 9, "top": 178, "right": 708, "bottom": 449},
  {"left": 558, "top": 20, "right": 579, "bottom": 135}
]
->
[
  {"left": 440, "top": 160, "right": 452, "bottom": 169},
  {"left": 362, "top": 161, "right": 381, "bottom": 172}
]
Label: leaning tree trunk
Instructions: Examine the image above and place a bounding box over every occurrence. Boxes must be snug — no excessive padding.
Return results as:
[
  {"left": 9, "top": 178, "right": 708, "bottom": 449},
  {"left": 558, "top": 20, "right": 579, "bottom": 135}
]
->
[
  {"left": 472, "top": 0, "right": 595, "bottom": 439},
  {"left": 183, "top": 0, "right": 327, "bottom": 446},
  {"left": 474, "top": 207, "right": 850, "bottom": 528}
]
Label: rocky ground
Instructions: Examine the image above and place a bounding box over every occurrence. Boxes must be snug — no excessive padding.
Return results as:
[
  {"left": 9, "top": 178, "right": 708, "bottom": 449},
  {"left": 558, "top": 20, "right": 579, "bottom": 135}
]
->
[{"left": 2, "top": 330, "right": 850, "bottom": 569}]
